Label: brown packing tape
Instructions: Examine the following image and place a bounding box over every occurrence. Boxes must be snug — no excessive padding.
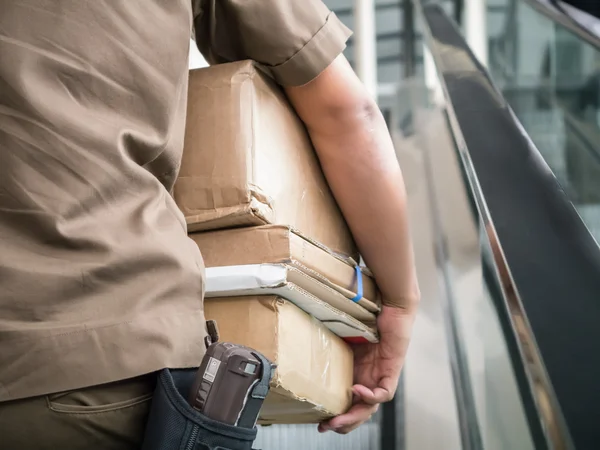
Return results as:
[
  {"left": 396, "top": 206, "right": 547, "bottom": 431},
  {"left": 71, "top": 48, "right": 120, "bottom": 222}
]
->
[
  {"left": 203, "top": 296, "right": 353, "bottom": 423},
  {"left": 187, "top": 214, "right": 265, "bottom": 233},
  {"left": 185, "top": 202, "right": 270, "bottom": 233}
]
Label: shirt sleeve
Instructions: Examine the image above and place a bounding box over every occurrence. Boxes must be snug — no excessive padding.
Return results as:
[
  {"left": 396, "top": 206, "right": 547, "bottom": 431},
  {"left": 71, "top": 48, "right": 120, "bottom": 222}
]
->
[{"left": 192, "top": 0, "right": 352, "bottom": 86}]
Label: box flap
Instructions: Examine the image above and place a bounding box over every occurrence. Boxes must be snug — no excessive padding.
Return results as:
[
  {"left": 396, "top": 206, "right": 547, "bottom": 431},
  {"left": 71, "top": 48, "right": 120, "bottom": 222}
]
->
[
  {"left": 205, "top": 264, "right": 378, "bottom": 343},
  {"left": 258, "top": 389, "right": 334, "bottom": 424},
  {"left": 185, "top": 199, "right": 272, "bottom": 233}
]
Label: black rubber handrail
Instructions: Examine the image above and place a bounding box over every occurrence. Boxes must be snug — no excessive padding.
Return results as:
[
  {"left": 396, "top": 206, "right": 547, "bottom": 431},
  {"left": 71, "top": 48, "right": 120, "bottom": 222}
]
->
[{"left": 418, "top": 2, "right": 600, "bottom": 449}]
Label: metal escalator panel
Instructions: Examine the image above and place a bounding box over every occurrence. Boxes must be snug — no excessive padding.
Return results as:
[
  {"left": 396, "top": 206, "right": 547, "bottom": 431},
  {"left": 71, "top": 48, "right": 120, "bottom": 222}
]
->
[{"left": 419, "top": 2, "right": 600, "bottom": 449}]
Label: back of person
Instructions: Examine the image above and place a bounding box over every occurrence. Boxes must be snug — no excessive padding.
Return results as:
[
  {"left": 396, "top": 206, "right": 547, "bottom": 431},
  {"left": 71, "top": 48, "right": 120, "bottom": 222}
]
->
[
  {"left": 0, "top": 2, "right": 207, "bottom": 447},
  {"left": 0, "top": 0, "right": 207, "bottom": 398}
]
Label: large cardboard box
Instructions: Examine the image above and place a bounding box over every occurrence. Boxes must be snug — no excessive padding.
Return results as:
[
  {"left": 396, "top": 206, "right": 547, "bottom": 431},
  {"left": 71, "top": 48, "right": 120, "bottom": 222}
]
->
[
  {"left": 176, "top": 61, "right": 357, "bottom": 258},
  {"left": 204, "top": 296, "right": 354, "bottom": 424},
  {"left": 191, "top": 225, "right": 380, "bottom": 343}
]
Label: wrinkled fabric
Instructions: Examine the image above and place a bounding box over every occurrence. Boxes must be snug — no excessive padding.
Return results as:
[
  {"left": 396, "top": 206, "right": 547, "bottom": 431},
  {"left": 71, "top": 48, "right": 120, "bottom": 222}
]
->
[
  {"left": 0, "top": 374, "right": 156, "bottom": 450},
  {"left": 193, "top": 0, "right": 351, "bottom": 86},
  {"left": 0, "top": 0, "right": 206, "bottom": 402},
  {"left": 0, "top": 0, "right": 350, "bottom": 402}
]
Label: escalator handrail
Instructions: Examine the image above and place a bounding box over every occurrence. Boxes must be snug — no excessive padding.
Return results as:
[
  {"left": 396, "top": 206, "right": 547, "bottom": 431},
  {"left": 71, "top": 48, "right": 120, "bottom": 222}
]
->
[
  {"left": 523, "top": 0, "right": 600, "bottom": 50},
  {"left": 418, "top": 2, "right": 600, "bottom": 449}
]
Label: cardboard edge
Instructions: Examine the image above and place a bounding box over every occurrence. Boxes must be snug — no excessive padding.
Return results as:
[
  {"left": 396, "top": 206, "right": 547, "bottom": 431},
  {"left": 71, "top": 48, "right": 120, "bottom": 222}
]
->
[
  {"left": 322, "top": 321, "right": 377, "bottom": 343},
  {"left": 185, "top": 197, "right": 276, "bottom": 233},
  {"left": 272, "top": 297, "right": 284, "bottom": 375},
  {"left": 290, "top": 261, "right": 380, "bottom": 313},
  {"left": 205, "top": 264, "right": 288, "bottom": 291},
  {"left": 258, "top": 388, "right": 334, "bottom": 424},
  {"left": 247, "top": 196, "right": 274, "bottom": 226},
  {"left": 186, "top": 205, "right": 267, "bottom": 232},
  {"left": 205, "top": 264, "right": 376, "bottom": 323},
  {"left": 289, "top": 226, "right": 359, "bottom": 266},
  {"left": 287, "top": 227, "right": 381, "bottom": 306},
  {"left": 284, "top": 266, "right": 376, "bottom": 323},
  {"left": 269, "top": 384, "right": 336, "bottom": 414}
]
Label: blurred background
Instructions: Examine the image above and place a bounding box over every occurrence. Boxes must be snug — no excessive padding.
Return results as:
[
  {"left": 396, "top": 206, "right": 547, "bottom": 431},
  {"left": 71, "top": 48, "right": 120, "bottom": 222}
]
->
[{"left": 190, "top": 2, "right": 600, "bottom": 449}]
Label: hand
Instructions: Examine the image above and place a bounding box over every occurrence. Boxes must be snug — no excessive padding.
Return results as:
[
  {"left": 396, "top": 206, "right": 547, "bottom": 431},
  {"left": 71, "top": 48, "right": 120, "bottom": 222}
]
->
[{"left": 318, "top": 305, "right": 416, "bottom": 434}]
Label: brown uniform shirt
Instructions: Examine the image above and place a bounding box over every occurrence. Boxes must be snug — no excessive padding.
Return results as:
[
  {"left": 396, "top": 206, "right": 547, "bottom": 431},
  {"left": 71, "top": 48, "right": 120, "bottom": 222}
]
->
[{"left": 0, "top": 0, "right": 351, "bottom": 401}]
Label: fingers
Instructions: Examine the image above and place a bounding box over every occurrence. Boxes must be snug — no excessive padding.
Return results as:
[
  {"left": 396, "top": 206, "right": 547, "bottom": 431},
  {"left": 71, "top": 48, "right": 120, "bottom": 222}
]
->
[
  {"left": 351, "top": 385, "right": 376, "bottom": 402},
  {"left": 318, "top": 384, "right": 388, "bottom": 434},
  {"left": 352, "top": 384, "right": 395, "bottom": 405},
  {"left": 318, "top": 402, "right": 379, "bottom": 435}
]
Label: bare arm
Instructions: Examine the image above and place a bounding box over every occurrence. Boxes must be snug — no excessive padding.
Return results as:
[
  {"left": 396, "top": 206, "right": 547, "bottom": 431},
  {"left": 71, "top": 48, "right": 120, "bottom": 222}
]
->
[
  {"left": 285, "top": 55, "right": 420, "bottom": 311},
  {"left": 285, "top": 55, "right": 420, "bottom": 434}
]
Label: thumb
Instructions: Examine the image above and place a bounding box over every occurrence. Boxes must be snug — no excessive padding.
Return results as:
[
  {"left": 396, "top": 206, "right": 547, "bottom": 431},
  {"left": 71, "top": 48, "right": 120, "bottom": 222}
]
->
[{"left": 352, "top": 381, "right": 395, "bottom": 405}]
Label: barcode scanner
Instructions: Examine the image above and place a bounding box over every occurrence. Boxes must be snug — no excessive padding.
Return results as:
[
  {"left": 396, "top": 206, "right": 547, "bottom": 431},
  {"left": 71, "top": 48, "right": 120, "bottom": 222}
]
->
[{"left": 188, "top": 342, "right": 276, "bottom": 428}]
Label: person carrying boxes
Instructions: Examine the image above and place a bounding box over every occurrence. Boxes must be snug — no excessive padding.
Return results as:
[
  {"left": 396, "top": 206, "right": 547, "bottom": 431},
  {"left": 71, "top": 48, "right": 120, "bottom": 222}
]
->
[{"left": 0, "top": 1, "right": 420, "bottom": 448}]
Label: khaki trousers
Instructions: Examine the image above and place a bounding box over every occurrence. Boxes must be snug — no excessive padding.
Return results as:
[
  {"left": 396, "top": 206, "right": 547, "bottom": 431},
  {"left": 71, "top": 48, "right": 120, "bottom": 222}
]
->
[{"left": 0, "top": 374, "right": 156, "bottom": 450}]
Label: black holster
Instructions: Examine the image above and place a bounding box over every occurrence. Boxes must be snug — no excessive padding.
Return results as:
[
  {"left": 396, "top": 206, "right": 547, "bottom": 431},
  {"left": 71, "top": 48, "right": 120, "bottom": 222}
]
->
[{"left": 141, "top": 369, "right": 258, "bottom": 450}]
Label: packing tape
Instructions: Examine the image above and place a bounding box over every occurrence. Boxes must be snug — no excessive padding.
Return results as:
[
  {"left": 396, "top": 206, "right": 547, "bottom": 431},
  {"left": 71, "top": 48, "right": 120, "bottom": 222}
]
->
[{"left": 350, "top": 266, "right": 363, "bottom": 303}]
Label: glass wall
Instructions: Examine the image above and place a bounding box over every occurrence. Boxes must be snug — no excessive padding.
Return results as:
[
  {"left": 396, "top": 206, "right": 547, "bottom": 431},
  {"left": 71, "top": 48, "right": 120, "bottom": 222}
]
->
[{"left": 488, "top": 0, "right": 600, "bottom": 241}]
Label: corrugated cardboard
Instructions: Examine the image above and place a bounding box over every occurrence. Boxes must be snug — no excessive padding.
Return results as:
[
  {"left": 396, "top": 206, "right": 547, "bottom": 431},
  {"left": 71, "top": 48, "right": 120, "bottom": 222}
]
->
[
  {"left": 204, "top": 296, "right": 354, "bottom": 424},
  {"left": 190, "top": 225, "right": 380, "bottom": 311},
  {"left": 176, "top": 61, "right": 357, "bottom": 258},
  {"left": 205, "top": 264, "right": 378, "bottom": 344}
]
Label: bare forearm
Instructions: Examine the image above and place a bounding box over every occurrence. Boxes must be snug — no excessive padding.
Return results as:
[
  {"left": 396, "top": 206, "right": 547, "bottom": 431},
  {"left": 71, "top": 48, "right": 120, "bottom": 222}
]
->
[
  {"left": 285, "top": 56, "right": 419, "bottom": 309},
  {"left": 310, "top": 109, "right": 419, "bottom": 309}
]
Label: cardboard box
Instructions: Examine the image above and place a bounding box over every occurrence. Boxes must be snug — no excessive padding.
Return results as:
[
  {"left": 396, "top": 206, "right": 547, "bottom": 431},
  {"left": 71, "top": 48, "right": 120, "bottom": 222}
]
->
[
  {"left": 176, "top": 61, "right": 357, "bottom": 258},
  {"left": 192, "top": 225, "right": 380, "bottom": 343},
  {"left": 204, "top": 296, "right": 354, "bottom": 423},
  {"left": 190, "top": 225, "right": 380, "bottom": 310}
]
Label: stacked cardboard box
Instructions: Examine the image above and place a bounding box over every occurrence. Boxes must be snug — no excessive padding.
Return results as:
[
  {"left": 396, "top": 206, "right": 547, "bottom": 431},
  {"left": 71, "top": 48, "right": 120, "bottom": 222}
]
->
[{"left": 176, "top": 61, "right": 380, "bottom": 424}]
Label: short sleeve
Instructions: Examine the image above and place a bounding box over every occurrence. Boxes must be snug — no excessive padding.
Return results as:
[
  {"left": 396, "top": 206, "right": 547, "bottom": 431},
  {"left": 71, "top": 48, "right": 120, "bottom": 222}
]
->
[{"left": 192, "top": 0, "right": 352, "bottom": 86}]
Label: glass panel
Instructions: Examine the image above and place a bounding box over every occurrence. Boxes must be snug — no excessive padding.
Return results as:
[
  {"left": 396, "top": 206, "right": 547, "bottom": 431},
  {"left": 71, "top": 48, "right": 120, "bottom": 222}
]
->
[
  {"left": 419, "top": 104, "right": 537, "bottom": 450},
  {"left": 478, "top": 227, "right": 537, "bottom": 450},
  {"left": 488, "top": 0, "right": 600, "bottom": 242}
]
